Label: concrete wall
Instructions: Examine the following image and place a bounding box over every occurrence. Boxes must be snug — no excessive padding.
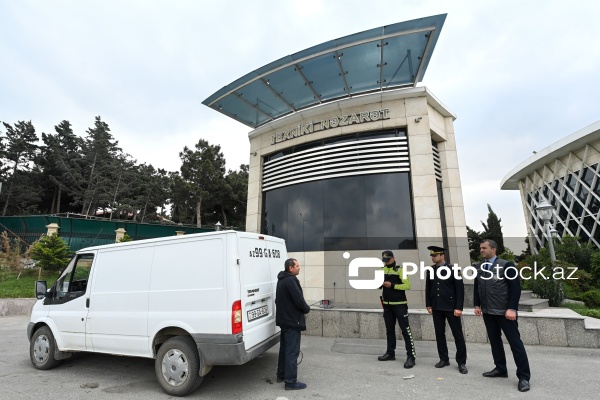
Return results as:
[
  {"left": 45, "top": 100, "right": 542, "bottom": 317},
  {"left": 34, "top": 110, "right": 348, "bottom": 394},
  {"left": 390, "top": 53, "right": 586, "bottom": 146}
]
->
[
  {"left": 0, "top": 298, "right": 36, "bottom": 317},
  {"left": 305, "top": 308, "right": 600, "bottom": 349}
]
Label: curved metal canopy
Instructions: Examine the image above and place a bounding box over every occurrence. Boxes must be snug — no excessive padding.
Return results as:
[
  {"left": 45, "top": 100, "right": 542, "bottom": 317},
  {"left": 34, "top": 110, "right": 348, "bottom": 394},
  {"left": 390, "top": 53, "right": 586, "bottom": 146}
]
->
[{"left": 203, "top": 14, "right": 446, "bottom": 128}]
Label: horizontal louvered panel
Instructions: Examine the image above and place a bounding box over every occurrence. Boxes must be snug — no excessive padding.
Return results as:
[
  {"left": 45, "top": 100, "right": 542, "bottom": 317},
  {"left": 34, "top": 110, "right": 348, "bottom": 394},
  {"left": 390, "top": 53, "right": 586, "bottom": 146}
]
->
[{"left": 263, "top": 137, "right": 410, "bottom": 191}]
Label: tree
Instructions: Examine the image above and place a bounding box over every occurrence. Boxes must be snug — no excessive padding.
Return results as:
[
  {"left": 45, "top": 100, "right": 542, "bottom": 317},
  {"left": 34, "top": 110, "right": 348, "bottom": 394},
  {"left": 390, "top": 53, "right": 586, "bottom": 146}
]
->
[
  {"left": 0, "top": 121, "right": 39, "bottom": 215},
  {"left": 481, "top": 204, "right": 505, "bottom": 255},
  {"left": 177, "top": 139, "right": 226, "bottom": 227},
  {"left": 76, "top": 116, "right": 123, "bottom": 216},
  {"left": 29, "top": 234, "right": 72, "bottom": 272},
  {"left": 38, "top": 120, "right": 84, "bottom": 214},
  {"left": 467, "top": 225, "right": 484, "bottom": 262}
]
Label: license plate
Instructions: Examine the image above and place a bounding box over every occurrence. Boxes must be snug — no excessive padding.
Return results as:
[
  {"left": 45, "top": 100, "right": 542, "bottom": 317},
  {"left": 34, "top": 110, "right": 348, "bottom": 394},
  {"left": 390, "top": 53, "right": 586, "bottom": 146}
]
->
[{"left": 247, "top": 305, "right": 268, "bottom": 321}]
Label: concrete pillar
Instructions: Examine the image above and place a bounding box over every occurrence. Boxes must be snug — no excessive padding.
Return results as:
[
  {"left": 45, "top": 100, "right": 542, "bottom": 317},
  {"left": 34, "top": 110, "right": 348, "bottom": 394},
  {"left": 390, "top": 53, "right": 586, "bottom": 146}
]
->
[
  {"left": 46, "top": 223, "right": 59, "bottom": 236},
  {"left": 115, "top": 228, "right": 126, "bottom": 242},
  {"left": 175, "top": 230, "right": 185, "bottom": 236}
]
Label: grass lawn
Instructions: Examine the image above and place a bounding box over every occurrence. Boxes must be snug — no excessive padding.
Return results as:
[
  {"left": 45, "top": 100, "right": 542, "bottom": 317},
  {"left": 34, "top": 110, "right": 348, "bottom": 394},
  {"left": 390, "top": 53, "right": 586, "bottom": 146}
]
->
[
  {"left": 560, "top": 302, "right": 600, "bottom": 319},
  {"left": 0, "top": 268, "right": 58, "bottom": 298}
]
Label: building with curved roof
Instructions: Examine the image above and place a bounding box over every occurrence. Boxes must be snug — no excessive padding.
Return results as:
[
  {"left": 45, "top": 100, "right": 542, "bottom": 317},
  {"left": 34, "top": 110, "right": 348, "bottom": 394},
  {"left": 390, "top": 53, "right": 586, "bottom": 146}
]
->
[
  {"left": 501, "top": 120, "right": 600, "bottom": 250},
  {"left": 204, "top": 14, "right": 470, "bottom": 306}
]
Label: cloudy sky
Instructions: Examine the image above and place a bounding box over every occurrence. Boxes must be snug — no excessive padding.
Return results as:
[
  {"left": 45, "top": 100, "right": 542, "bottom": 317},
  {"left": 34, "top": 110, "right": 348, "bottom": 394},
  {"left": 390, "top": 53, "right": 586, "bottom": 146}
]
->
[{"left": 2, "top": 0, "right": 599, "bottom": 248}]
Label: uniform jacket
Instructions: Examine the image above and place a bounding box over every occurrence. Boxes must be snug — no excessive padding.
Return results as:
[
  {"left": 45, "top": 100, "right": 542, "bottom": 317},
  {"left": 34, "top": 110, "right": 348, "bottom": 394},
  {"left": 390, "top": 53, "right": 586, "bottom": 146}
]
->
[
  {"left": 425, "top": 262, "right": 464, "bottom": 311},
  {"left": 381, "top": 262, "right": 411, "bottom": 304},
  {"left": 276, "top": 270, "right": 311, "bottom": 330},
  {"left": 473, "top": 257, "right": 521, "bottom": 315}
]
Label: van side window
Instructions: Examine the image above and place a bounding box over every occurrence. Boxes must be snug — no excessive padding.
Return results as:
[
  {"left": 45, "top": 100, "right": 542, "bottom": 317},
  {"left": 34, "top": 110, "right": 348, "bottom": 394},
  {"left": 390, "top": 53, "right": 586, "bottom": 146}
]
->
[{"left": 51, "top": 254, "right": 94, "bottom": 304}]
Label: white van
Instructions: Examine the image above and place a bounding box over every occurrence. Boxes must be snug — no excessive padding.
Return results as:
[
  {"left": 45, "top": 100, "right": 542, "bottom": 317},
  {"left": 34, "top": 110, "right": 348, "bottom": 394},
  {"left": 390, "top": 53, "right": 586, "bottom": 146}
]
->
[{"left": 28, "top": 231, "right": 286, "bottom": 396}]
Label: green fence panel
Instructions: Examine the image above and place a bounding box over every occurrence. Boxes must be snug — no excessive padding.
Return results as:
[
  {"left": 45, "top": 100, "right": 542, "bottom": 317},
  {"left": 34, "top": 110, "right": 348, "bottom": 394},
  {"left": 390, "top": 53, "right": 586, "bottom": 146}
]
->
[{"left": 0, "top": 216, "right": 215, "bottom": 252}]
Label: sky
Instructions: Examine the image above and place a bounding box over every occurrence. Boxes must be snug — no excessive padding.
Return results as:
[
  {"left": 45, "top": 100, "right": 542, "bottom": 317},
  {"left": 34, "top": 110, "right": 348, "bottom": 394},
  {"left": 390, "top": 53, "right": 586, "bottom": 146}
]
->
[{"left": 1, "top": 0, "right": 600, "bottom": 249}]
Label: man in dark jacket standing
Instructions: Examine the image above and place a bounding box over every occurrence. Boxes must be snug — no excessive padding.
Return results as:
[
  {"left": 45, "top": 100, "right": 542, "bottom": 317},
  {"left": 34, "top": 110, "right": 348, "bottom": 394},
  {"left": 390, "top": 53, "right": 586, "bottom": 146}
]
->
[
  {"left": 425, "top": 245, "right": 467, "bottom": 374},
  {"left": 276, "top": 258, "right": 311, "bottom": 390},
  {"left": 474, "top": 239, "right": 531, "bottom": 392}
]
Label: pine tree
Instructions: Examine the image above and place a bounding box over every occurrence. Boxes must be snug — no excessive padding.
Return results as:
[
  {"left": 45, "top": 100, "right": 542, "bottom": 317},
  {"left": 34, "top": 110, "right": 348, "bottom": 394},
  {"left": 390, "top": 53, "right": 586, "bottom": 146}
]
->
[
  {"left": 29, "top": 234, "right": 72, "bottom": 272},
  {"left": 481, "top": 204, "right": 505, "bottom": 255}
]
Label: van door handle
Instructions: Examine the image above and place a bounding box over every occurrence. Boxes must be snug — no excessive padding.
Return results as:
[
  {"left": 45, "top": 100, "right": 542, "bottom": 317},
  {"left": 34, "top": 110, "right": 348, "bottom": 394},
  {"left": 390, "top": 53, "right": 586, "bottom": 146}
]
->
[{"left": 86, "top": 298, "right": 90, "bottom": 308}]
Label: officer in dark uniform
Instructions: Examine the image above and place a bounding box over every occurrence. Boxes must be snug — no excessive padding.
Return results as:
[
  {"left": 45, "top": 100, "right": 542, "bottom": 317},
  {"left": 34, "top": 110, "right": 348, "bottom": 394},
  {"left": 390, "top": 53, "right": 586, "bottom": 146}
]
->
[
  {"left": 377, "top": 250, "right": 416, "bottom": 368},
  {"left": 425, "top": 245, "right": 468, "bottom": 374}
]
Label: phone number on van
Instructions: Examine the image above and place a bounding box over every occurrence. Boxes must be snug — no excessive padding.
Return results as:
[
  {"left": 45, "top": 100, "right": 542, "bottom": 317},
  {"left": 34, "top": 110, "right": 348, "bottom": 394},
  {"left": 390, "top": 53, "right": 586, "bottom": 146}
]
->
[{"left": 249, "top": 248, "right": 281, "bottom": 258}]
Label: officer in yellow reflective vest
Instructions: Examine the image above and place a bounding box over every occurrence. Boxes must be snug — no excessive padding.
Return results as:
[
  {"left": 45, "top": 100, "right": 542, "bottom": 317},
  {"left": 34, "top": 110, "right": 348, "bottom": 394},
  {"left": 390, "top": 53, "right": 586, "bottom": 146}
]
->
[{"left": 377, "top": 250, "right": 416, "bottom": 368}]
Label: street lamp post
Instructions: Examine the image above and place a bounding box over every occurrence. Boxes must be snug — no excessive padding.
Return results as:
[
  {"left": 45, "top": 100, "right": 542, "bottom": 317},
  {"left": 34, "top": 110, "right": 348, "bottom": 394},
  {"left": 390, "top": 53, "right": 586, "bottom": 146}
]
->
[{"left": 535, "top": 200, "right": 556, "bottom": 262}]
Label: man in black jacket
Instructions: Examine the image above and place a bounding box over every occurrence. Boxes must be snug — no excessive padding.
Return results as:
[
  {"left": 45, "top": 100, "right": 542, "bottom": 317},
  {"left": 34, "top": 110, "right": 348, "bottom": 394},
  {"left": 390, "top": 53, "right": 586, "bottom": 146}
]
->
[
  {"left": 474, "top": 239, "right": 531, "bottom": 392},
  {"left": 276, "top": 258, "right": 311, "bottom": 390},
  {"left": 425, "top": 245, "right": 468, "bottom": 374}
]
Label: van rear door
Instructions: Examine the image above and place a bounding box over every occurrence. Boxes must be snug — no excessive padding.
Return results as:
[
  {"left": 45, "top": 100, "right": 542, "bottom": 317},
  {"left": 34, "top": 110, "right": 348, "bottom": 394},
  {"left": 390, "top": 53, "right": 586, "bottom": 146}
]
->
[{"left": 237, "top": 234, "right": 284, "bottom": 349}]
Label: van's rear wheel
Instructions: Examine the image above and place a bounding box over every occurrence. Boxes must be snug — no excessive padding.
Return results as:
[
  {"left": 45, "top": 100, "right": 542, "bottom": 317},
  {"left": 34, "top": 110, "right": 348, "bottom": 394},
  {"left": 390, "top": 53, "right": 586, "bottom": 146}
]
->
[
  {"left": 155, "top": 336, "right": 202, "bottom": 396},
  {"left": 30, "top": 326, "right": 61, "bottom": 370}
]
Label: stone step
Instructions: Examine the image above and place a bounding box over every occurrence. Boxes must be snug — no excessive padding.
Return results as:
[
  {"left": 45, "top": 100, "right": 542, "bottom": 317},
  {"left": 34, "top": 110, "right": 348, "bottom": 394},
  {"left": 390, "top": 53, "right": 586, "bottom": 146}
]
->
[
  {"left": 519, "top": 298, "right": 549, "bottom": 311},
  {"left": 520, "top": 290, "right": 534, "bottom": 300}
]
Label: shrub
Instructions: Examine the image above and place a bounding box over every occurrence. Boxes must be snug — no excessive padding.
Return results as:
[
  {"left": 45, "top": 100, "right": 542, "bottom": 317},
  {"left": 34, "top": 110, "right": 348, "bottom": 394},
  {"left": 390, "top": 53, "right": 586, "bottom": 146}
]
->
[
  {"left": 118, "top": 233, "right": 133, "bottom": 243},
  {"left": 28, "top": 234, "right": 72, "bottom": 272},
  {"left": 580, "top": 289, "right": 600, "bottom": 308}
]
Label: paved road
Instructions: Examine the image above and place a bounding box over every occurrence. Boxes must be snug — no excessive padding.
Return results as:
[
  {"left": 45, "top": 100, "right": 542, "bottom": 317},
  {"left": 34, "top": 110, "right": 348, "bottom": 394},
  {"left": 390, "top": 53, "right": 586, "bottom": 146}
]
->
[{"left": 2, "top": 315, "right": 600, "bottom": 399}]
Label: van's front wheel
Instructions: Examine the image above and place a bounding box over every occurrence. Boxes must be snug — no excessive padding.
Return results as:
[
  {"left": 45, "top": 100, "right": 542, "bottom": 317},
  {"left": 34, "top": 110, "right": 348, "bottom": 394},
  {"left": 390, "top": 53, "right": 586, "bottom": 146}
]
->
[
  {"left": 155, "top": 336, "right": 202, "bottom": 396},
  {"left": 30, "top": 326, "right": 60, "bottom": 370}
]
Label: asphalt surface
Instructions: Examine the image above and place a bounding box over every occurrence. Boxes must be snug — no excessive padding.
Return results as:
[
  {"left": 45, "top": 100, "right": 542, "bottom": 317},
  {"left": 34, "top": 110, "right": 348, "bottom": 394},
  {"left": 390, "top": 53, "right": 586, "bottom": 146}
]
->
[{"left": 2, "top": 315, "right": 600, "bottom": 399}]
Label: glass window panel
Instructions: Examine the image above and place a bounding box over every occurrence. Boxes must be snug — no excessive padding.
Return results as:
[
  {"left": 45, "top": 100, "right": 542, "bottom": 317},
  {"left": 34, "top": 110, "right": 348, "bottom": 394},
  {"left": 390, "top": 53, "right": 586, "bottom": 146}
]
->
[
  {"left": 566, "top": 174, "right": 577, "bottom": 191},
  {"left": 556, "top": 223, "right": 565, "bottom": 238},
  {"left": 324, "top": 176, "right": 367, "bottom": 242},
  {"left": 527, "top": 194, "right": 532, "bottom": 206},
  {"left": 582, "top": 167, "right": 595, "bottom": 188},
  {"left": 285, "top": 181, "right": 324, "bottom": 252},
  {"left": 572, "top": 201, "right": 584, "bottom": 218},
  {"left": 580, "top": 229, "right": 590, "bottom": 243},
  {"left": 562, "top": 189, "right": 572, "bottom": 205},
  {"left": 263, "top": 66, "right": 316, "bottom": 109},
  {"left": 215, "top": 94, "right": 271, "bottom": 127},
  {"left": 298, "top": 53, "right": 347, "bottom": 101},
  {"left": 237, "top": 80, "right": 291, "bottom": 117},
  {"left": 262, "top": 189, "right": 288, "bottom": 239},
  {"left": 577, "top": 185, "right": 589, "bottom": 204},
  {"left": 342, "top": 42, "right": 382, "bottom": 94},
  {"left": 583, "top": 215, "right": 595, "bottom": 232},
  {"left": 382, "top": 33, "right": 428, "bottom": 88},
  {"left": 589, "top": 196, "right": 600, "bottom": 215},
  {"left": 543, "top": 185, "right": 549, "bottom": 198},
  {"left": 568, "top": 219, "right": 579, "bottom": 236},
  {"left": 558, "top": 206, "right": 569, "bottom": 221},
  {"left": 365, "top": 173, "right": 416, "bottom": 249}
]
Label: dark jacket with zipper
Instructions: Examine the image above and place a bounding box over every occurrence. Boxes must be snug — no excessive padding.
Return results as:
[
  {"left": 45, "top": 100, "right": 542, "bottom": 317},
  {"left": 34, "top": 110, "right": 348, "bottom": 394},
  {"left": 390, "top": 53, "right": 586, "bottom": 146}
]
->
[
  {"left": 473, "top": 258, "right": 521, "bottom": 315},
  {"left": 276, "top": 271, "right": 311, "bottom": 331}
]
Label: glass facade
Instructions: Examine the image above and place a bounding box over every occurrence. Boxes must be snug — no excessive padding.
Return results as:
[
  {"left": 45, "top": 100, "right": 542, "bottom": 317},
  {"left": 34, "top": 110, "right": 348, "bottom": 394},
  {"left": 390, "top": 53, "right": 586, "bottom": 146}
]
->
[
  {"left": 525, "top": 163, "right": 600, "bottom": 249},
  {"left": 262, "top": 173, "right": 416, "bottom": 252}
]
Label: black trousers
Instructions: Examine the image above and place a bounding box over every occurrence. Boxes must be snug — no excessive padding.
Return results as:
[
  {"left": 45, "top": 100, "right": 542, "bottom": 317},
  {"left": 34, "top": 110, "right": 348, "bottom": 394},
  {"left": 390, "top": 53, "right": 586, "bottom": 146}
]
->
[
  {"left": 432, "top": 310, "right": 467, "bottom": 364},
  {"left": 482, "top": 313, "right": 531, "bottom": 381},
  {"left": 276, "top": 328, "right": 301, "bottom": 384},
  {"left": 383, "top": 304, "right": 416, "bottom": 358}
]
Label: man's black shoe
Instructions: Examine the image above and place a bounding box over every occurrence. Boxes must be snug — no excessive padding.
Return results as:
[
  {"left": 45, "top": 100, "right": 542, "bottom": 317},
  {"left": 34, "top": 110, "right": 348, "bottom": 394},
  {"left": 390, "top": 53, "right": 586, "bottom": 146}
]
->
[
  {"left": 378, "top": 353, "right": 395, "bottom": 361},
  {"left": 285, "top": 381, "right": 307, "bottom": 390},
  {"left": 435, "top": 360, "right": 450, "bottom": 368},
  {"left": 518, "top": 379, "right": 530, "bottom": 392},
  {"left": 458, "top": 364, "right": 468, "bottom": 374},
  {"left": 482, "top": 368, "right": 508, "bottom": 378},
  {"left": 404, "top": 357, "right": 415, "bottom": 369},
  {"left": 276, "top": 376, "right": 284, "bottom": 383}
]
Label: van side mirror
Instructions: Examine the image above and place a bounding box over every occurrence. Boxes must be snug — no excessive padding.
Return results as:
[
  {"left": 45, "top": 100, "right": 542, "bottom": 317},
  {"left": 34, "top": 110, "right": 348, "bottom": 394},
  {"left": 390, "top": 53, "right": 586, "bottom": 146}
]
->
[{"left": 35, "top": 281, "right": 47, "bottom": 300}]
